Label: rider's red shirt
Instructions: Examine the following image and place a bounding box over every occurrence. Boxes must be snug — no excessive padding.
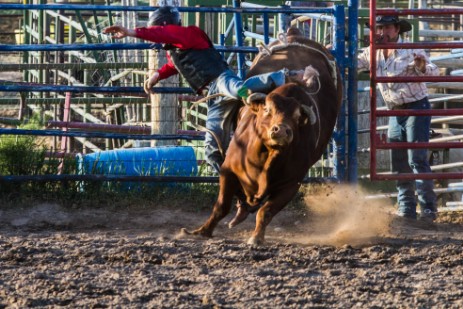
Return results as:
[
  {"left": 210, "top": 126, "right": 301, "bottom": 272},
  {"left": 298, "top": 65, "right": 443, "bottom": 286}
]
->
[{"left": 135, "top": 25, "right": 212, "bottom": 80}]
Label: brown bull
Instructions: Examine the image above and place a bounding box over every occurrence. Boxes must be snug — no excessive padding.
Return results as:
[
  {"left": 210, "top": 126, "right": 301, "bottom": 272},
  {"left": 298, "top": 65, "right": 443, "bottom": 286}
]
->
[{"left": 183, "top": 28, "right": 342, "bottom": 245}]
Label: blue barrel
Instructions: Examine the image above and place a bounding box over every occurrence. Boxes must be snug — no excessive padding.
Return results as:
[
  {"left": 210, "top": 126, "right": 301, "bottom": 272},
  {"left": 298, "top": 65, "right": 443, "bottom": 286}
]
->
[{"left": 77, "top": 146, "right": 198, "bottom": 190}]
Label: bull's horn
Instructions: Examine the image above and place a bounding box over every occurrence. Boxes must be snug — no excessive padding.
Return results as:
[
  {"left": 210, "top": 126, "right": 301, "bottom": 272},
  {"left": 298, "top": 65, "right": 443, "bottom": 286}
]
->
[
  {"left": 301, "top": 104, "right": 317, "bottom": 125},
  {"left": 246, "top": 92, "right": 267, "bottom": 105},
  {"left": 258, "top": 43, "right": 272, "bottom": 56}
]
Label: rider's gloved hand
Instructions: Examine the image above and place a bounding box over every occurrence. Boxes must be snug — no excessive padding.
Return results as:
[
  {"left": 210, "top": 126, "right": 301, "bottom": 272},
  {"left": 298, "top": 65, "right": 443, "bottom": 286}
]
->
[{"left": 237, "top": 85, "right": 249, "bottom": 99}]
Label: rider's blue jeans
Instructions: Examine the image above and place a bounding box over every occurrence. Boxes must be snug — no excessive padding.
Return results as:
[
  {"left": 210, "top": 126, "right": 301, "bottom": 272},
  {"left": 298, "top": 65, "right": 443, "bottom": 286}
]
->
[
  {"left": 205, "top": 69, "right": 286, "bottom": 173},
  {"left": 387, "top": 97, "right": 437, "bottom": 219}
]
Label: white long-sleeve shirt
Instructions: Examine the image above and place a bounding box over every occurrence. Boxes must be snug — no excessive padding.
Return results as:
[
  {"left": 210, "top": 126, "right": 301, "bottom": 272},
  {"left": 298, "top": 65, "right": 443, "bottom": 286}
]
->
[{"left": 358, "top": 38, "right": 440, "bottom": 109}]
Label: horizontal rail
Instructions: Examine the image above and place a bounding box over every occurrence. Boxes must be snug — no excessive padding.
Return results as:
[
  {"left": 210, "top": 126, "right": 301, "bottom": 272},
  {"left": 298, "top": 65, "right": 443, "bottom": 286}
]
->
[
  {"left": 0, "top": 98, "right": 149, "bottom": 105},
  {"left": 0, "top": 128, "right": 205, "bottom": 141},
  {"left": 0, "top": 174, "right": 335, "bottom": 184},
  {"left": 177, "top": 130, "right": 205, "bottom": 137},
  {"left": 47, "top": 121, "right": 152, "bottom": 134},
  {"left": 0, "top": 84, "right": 193, "bottom": 94},
  {"left": 369, "top": 116, "right": 463, "bottom": 133},
  {"left": 431, "top": 134, "right": 463, "bottom": 143},
  {"left": 371, "top": 172, "right": 463, "bottom": 180},
  {"left": 376, "top": 42, "right": 463, "bottom": 49},
  {"left": 0, "top": 4, "right": 333, "bottom": 14},
  {"left": 375, "top": 142, "right": 463, "bottom": 149},
  {"left": 0, "top": 117, "right": 21, "bottom": 126},
  {"left": 0, "top": 62, "right": 148, "bottom": 71},
  {"left": 376, "top": 109, "right": 463, "bottom": 117},
  {"left": 0, "top": 174, "right": 219, "bottom": 183},
  {"left": 378, "top": 8, "right": 463, "bottom": 16},
  {"left": 375, "top": 76, "right": 463, "bottom": 83},
  {"left": 419, "top": 30, "right": 463, "bottom": 39},
  {"left": 431, "top": 161, "right": 463, "bottom": 171},
  {"left": 365, "top": 185, "right": 463, "bottom": 199},
  {"left": 0, "top": 43, "right": 259, "bottom": 53}
]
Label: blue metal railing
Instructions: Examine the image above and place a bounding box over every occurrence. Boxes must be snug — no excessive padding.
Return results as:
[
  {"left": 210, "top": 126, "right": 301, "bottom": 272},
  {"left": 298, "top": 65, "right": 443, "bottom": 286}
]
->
[
  {"left": 0, "top": 4, "right": 334, "bottom": 14},
  {"left": 0, "top": 3, "right": 357, "bottom": 183}
]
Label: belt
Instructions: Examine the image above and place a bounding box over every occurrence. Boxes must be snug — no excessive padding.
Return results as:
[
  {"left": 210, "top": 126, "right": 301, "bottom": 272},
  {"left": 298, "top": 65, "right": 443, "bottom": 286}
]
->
[
  {"left": 391, "top": 97, "right": 428, "bottom": 110},
  {"left": 392, "top": 104, "right": 407, "bottom": 110}
]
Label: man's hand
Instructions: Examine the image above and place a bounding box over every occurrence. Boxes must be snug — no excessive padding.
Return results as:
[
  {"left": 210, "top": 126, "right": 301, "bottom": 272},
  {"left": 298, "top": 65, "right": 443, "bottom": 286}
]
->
[
  {"left": 103, "top": 26, "right": 136, "bottom": 39},
  {"left": 413, "top": 53, "right": 427, "bottom": 73},
  {"left": 143, "top": 72, "right": 160, "bottom": 94},
  {"left": 374, "top": 34, "right": 386, "bottom": 44}
]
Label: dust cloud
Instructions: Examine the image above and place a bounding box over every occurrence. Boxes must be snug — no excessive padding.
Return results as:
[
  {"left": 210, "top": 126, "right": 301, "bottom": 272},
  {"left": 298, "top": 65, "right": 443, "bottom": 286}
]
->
[{"left": 299, "top": 184, "right": 394, "bottom": 247}]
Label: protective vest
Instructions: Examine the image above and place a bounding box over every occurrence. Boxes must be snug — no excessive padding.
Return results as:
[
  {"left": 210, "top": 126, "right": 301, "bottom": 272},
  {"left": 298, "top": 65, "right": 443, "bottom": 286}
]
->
[{"left": 167, "top": 46, "right": 229, "bottom": 93}]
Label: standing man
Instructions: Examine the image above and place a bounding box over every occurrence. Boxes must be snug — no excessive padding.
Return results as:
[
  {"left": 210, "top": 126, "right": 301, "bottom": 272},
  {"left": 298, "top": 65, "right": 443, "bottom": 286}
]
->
[
  {"left": 358, "top": 15, "right": 440, "bottom": 223},
  {"left": 104, "top": 6, "right": 305, "bottom": 174}
]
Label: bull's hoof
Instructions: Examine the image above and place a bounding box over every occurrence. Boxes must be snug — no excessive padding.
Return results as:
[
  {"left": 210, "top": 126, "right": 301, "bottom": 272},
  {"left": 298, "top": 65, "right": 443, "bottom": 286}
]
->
[
  {"left": 228, "top": 208, "right": 250, "bottom": 228},
  {"left": 247, "top": 236, "right": 264, "bottom": 246},
  {"left": 180, "top": 227, "right": 213, "bottom": 238},
  {"left": 246, "top": 196, "right": 261, "bottom": 207},
  {"left": 180, "top": 228, "right": 193, "bottom": 235}
]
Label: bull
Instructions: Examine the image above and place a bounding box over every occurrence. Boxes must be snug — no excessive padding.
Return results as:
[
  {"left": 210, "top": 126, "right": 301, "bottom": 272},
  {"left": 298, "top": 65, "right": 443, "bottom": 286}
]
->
[{"left": 183, "top": 28, "right": 342, "bottom": 245}]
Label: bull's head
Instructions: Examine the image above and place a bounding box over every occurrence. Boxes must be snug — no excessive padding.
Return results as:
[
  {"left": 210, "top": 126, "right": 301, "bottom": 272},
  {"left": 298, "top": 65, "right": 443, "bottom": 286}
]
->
[{"left": 246, "top": 92, "right": 316, "bottom": 149}]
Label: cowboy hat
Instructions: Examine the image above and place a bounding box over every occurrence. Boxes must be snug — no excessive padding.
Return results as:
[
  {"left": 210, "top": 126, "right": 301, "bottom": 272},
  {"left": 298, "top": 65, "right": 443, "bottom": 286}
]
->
[{"left": 366, "top": 15, "right": 412, "bottom": 34}]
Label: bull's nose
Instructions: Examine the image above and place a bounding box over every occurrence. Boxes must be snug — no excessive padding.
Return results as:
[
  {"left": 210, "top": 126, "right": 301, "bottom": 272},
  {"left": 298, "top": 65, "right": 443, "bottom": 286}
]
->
[
  {"left": 270, "top": 125, "right": 280, "bottom": 133},
  {"left": 270, "top": 125, "right": 292, "bottom": 139}
]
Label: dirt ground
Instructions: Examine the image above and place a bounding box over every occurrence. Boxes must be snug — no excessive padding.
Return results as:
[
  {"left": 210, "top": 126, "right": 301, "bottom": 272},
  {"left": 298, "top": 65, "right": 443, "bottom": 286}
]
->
[
  {"left": 1, "top": 185, "right": 463, "bottom": 308},
  {"left": 1, "top": 12, "right": 463, "bottom": 309}
]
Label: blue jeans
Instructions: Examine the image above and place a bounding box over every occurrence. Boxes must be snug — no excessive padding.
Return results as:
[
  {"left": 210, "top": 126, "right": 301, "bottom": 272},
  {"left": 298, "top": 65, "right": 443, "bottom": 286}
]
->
[
  {"left": 387, "top": 97, "right": 437, "bottom": 219},
  {"left": 205, "top": 69, "right": 286, "bottom": 173}
]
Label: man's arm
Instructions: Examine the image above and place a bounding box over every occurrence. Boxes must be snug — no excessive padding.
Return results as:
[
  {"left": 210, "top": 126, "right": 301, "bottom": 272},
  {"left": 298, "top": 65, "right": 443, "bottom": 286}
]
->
[
  {"left": 357, "top": 47, "right": 371, "bottom": 72},
  {"left": 413, "top": 52, "right": 439, "bottom": 76},
  {"left": 104, "top": 24, "right": 210, "bottom": 49},
  {"left": 134, "top": 25, "right": 210, "bottom": 49},
  {"left": 103, "top": 26, "right": 136, "bottom": 39},
  {"left": 144, "top": 58, "right": 178, "bottom": 94}
]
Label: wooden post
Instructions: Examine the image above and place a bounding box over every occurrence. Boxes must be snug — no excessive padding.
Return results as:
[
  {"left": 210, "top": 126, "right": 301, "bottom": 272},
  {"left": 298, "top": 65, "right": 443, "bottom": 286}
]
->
[
  {"left": 58, "top": 92, "right": 71, "bottom": 174},
  {"left": 149, "top": 0, "right": 181, "bottom": 146}
]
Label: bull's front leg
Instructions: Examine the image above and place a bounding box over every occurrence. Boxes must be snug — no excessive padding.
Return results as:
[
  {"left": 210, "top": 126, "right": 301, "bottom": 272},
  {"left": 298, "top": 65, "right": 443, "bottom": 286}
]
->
[
  {"left": 182, "top": 172, "right": 239, "bottom": 238},
  {"left": 248, "top": 182, "right": 300, "bottom": 246},
  {"left": 249, "top": 150, "right": 279, "bottom": 206}
]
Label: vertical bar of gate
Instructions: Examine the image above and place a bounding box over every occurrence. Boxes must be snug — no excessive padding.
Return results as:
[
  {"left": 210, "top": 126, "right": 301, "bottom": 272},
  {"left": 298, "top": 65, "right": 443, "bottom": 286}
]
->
[
  {"left": 219, "top": 33, "right": 225, "bottom": 58},
  {"left": 278, "top": 4, "right": 291, "bottom": 33},
  {"left": 369, "top": 0, "right": 378, "bottom": 180},
  {"left": 263, "top": 13, "right": 270, "bottom": 45},
  {"left": 347, "top": 0, "right": 359, "bottom": 183},
  {"left": 332, "top": 4, "right": 346, "bottom": 181},
  {"left": 233, "top": 0, "right": 245, "bottom": 78}
]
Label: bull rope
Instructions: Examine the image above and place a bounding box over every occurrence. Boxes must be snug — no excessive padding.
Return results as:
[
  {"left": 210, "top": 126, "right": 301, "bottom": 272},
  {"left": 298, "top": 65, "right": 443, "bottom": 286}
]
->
[{"left": 258, "top": 41, "right": 338, "bottom": 90}]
